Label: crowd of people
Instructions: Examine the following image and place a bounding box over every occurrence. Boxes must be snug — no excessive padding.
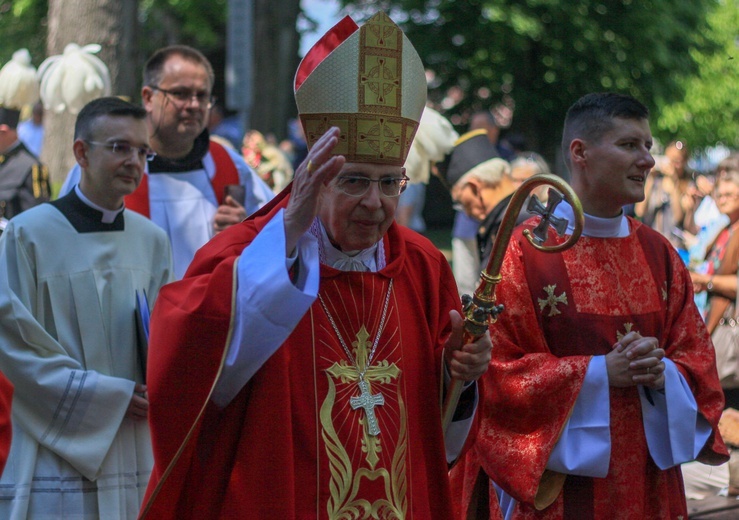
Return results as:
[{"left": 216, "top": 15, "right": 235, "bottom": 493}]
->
[{"left": 0, "top": 9, "right": 735, "bottom": 520}]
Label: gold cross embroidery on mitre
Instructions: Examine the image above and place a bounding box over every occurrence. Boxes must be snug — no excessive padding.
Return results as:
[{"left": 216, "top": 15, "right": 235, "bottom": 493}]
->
[
  {"left": 361, "top": 59, "right": 399, "bottom": 106},
  {"left": 538, "top": 284, "right": 568, "bottom": 317},
  {"left": 366, "top": 14, "right": 397, "bottom": 48},
  {"left": 326, "top": 325, "right": 400, "bottom": 469},
  {"left": 358, "top": 118, "right": 402, "bottom": 158}
]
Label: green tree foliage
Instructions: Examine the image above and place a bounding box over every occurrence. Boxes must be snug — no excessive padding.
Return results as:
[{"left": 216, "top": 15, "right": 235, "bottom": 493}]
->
[
  {"left": 656, "top": 0, "right": 739, "bottom": 149},
  {"left": 0, "top": 0, "right": 48, "bottom": 65},
  {"left": 0, "top": 0, "right": 228, "bottom": 86},
  {"left": 139, "top": 0, "right": 228, "bottom": 55},
  {"left": 1, "top": 0, "right": 301, "bottom": 139},
  {"left": 342, "top": 0, "right": 724, "bottom": 160}
]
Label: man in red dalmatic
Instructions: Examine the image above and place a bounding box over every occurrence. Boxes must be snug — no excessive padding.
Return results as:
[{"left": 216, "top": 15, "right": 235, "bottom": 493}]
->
[
  {"left": 139, "top": 12, "right": 492, "bottom": 520},
  {"left": 451, "top": 92, "right": 729, "bottom": 519}
]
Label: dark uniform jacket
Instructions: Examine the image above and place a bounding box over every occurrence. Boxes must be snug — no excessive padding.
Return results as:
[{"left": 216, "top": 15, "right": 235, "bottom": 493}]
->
[{"left": 0, "top": 142, "right": 50, "bottom": 223}]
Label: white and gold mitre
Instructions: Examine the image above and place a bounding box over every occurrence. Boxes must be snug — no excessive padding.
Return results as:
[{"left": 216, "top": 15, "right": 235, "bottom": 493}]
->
[{"left": 294, "top": 12, "right": 427, "bottom": 166}]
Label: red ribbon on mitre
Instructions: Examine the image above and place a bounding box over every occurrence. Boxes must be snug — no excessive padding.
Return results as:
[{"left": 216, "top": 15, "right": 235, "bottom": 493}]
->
[{"left": 294, "top": 16, "right": 359, "bottom": 91}]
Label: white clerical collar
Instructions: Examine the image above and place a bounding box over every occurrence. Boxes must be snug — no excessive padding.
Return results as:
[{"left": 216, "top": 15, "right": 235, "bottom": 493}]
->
[
  {"left": 553, "top": 201, "right": 630, "bottom": 238},
  {"left": 314, "top": 218, "right": 382, "bottom": 272},
  {"left": 74, "top": 185, "right": 124, "bottom": 224}
]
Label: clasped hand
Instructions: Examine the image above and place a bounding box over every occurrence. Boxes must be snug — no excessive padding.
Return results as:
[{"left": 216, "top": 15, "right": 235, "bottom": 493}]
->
[
  {"left": 443, "top": 310, "right": 493, "bottom": 382},
  {"left": 606, "top": 331, "right": 665, "bottom": 389}
]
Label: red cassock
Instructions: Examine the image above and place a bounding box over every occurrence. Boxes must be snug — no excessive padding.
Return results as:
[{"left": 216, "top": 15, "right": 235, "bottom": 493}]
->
[
  {"left": 140, "top": 189, "right": 473, "bottom": 519},
  {"left": 451, "top": 218, "right": 728, "bottom": 520},
  {"left": 0, "top": 372, "right": 12, "bottom": 475}
]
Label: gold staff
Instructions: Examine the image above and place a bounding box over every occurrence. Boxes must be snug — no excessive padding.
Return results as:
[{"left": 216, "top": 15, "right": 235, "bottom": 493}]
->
[{"left": 441, "top": 173, "right": 585, "bottom": 433}]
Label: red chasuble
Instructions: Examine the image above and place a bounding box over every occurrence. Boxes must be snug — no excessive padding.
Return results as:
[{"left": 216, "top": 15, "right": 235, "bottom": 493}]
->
[
  {"left": 140, "top": 188, "right": 469, "bottom": 519},
  {"left": 451, "top": 217, "right": 728, "bottom": 520}
]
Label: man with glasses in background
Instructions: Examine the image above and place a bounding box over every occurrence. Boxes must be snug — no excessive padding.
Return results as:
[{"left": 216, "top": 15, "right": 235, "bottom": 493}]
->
[
  {"left": 0, "top": 97, "right": 173, "bottom": 519},
  {"left": 62, "top": 45, "right": 273, "bottom": 278},
  {"left": 141, "top": 13, "right": 492, "bottom": 519}
]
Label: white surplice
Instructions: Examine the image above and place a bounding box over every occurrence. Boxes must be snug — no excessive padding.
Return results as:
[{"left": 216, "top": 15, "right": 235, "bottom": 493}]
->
[{"left": 0, "top": 194, "right": 173, "bottom": 519}]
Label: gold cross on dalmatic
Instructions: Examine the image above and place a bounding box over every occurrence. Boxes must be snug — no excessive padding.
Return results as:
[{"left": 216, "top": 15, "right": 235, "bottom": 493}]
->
[
  {"left": 326, "top": 326, "right": 400, "bottom": 469},
  {"left": 616, "top": 323, "right": 639, "bottom": 342},
  {"left": 538, "top": 284, "right": 568, "bottom": 317}
]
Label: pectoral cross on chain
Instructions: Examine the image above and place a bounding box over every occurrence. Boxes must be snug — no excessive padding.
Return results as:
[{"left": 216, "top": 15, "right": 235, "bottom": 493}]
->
[
  {"left": 326, "top": 326, "right": 400, "bottom": 441},
  {"left": 350, "top": 378, "right": 384, "bottom": 436},
  {"left": 527, "top": 189, "right": 569, "bottom": 244}
]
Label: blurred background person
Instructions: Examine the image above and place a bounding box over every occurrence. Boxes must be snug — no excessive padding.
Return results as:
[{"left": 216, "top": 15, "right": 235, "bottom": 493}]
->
[
  {"left": 717, "top": 154, "right": 739, "bottom": 178},
  {"left": 0, "top": 49, "right": 50, "bottom": 232},
  {"left": 683, "top": 172, "right": 721, "bottom": 238},
  {"left": 683, "top": 165, "right": 739, "bottom": 502},
  {"left": 446, "top": 157, "right": 522, "bottom": 264},
  {"left": 509, "top": 150, "right": 552, "bottom": 203},
  {"left": 441, "top": 109, "right": 514, "bottom": 296},
  {"left": 397, "top": 106, "right": 458, "bottom": 232},
  {"left": 636, "top": 141, "right": 693, "bottom": 250},
  {"left": 395, "top": 179, "right": 428, "bottom": 232},
  {"left": 689, "top": 170, "right": 739, "bottom": 403},
  {"left": 684, "top": 172, "right": 726, "bottom": 267},
  {"left": 17, "top": 100, "right": 44, "bottom": 157},
  {"left": 499, "top": 131, "right": 528, "bottom": 158},
  {"left": 285, "top": 117, "right": 308, "bottom": 171},
  {"left": 0, "top": 113, "right": 50, "bottom": 230},
  {"left": 441, "top": 130, "right": 496, "bottom": 296},
  {"left": 208, "top": 102, "right": 242, "bottom": 150},
  {"left": 241, "top": 129, "right": 293, "bottom": 193}
]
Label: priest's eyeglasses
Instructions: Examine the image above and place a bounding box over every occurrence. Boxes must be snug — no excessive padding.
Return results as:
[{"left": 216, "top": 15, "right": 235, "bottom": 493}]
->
[
  {"left": 335, "top": 175, "right": 410, "bottom": 197},
  {"left": 86, "top": 141, "right": 157, "bottom": 162},
  {"left": 150, "top": 86, "right": 215, "bottom": 109}
]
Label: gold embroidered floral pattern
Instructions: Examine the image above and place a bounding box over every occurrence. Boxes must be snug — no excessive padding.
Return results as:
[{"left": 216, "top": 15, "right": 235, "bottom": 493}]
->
[{"left": 563, "top": 234, "right": 661, "bottom": 315}]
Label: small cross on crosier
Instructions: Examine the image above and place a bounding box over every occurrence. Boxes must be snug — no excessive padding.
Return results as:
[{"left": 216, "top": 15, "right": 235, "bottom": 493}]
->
[
  {"left": 350, "top": 379, "right": 385, "bottom": 436},
  {"left": 527, "top": 189, "right": 568, "bottom": 244}
]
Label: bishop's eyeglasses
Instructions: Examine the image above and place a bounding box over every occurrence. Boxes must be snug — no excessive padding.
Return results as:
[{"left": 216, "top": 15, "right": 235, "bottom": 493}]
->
[{"left": 335, "top": 175, "right": 410, "bottom": 198}]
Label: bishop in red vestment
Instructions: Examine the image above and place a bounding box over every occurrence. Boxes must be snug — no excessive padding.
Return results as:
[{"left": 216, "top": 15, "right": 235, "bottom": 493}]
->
[
  {"left": 140, "top": 12, "right": 492, "bottom": 520},
  {"left": 451, "top": 93, "right": 728, "bottom": 519}
]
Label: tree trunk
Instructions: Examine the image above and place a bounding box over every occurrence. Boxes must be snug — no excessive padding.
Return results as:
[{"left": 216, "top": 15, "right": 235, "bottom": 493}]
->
[
  {"left": 44, "top": 0, "right": 138, "bottom": 186},
  {"left": 252, "top": 0, "right": 302, "bottom": 141}
]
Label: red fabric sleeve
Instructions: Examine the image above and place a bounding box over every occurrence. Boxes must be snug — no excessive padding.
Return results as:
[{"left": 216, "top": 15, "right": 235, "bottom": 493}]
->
[{"left": 140, "top": 188, "right": 292, "bottom": 518}]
